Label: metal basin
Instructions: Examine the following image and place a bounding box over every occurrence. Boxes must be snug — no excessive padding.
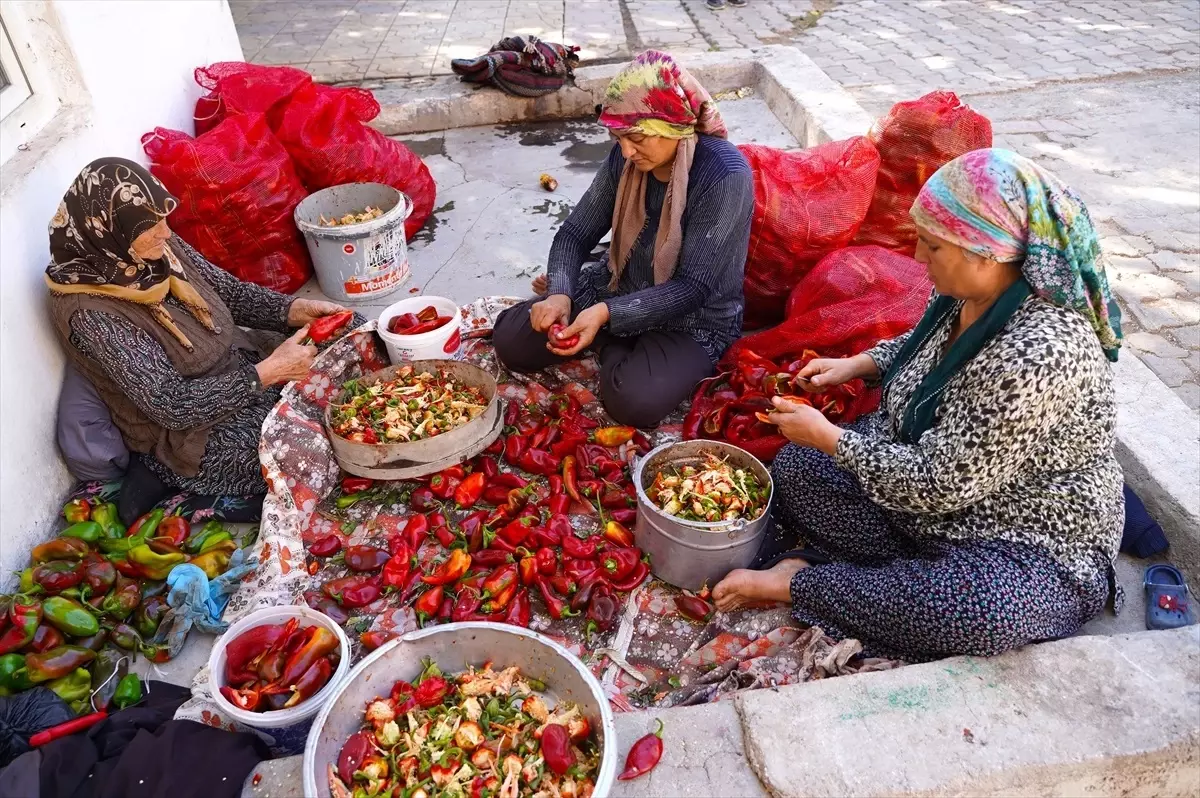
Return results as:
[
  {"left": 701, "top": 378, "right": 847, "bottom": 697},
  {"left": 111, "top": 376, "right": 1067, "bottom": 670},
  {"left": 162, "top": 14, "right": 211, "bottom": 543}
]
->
[
  {"left": 302, "top": 623, "right": 618, "bottom": 797},
  {"left": 633, "top": 440, "right": 774, "bottom": 591},
  {"left": 325, "top": 360, "right": 499, "bottom": 477}
]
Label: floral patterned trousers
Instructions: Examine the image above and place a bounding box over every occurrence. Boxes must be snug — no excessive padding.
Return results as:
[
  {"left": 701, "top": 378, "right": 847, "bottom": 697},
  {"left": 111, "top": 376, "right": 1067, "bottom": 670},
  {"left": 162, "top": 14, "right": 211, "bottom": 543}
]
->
[{"left": 767, "top": 442, "right": 1111, "bottom": 663}]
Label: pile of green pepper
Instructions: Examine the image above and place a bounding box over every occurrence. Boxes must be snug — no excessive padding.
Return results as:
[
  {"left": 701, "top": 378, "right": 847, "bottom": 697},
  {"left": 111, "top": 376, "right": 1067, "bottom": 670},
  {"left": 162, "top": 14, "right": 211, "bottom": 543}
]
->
[{"left": 0, "top": 498, "right": 242, "bottom": 713}]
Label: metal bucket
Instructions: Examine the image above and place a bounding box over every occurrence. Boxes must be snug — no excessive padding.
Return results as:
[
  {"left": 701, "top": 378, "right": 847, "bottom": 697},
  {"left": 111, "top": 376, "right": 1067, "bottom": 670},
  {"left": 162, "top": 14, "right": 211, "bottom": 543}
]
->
[
  {"left": 633, "top": 440, "right": 773, "bottom": 592},
  {"left": 294, "top": 182, "right": 412, "bottom": 303},
  {"left": 303, "top": 623, "right": 619, "bottom": 798},
  {"left": 324, "top": 360, "right": 500, "bottom": 479}
]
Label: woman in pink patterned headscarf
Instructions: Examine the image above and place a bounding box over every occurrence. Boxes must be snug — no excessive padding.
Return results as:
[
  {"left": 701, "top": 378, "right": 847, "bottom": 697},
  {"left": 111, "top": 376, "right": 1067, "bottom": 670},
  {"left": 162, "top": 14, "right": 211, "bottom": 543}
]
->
[{"left": 495, "top": 51, "right": 753, "bottom": 428}]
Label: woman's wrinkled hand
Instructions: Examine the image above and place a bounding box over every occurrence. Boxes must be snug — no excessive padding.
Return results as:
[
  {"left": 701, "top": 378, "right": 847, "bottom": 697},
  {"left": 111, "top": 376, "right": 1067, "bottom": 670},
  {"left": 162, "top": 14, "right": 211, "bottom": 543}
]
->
[
  {"left": 287, "top": 298, "right": 350, "bottom": 327},
  {"left": 530, "top": 294, "right": 571, "bottom": 334},
  {"left": 256, "top": 326, "right": 317, "bottom": 386},
  {"left": 795, "top": 356, "right": 872, "bottom": 392},
  {"left": 767, "top": 397, "right": 843, "bottom": 455},
  {"left": 547, "top": 303, "right": 609, "bottom": 358}
]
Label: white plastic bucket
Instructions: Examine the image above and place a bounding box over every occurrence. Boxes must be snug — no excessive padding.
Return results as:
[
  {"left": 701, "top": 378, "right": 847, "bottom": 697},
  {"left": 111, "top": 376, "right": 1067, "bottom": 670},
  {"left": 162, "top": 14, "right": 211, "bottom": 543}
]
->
[
  {"left": 378, "top": 296, "right": 463, "bottom": 363},
  {"left": 294, "top": 182, "right": 412, "bottom": 303},
  {"left": 208, "top": 605, "right": 350, "bottom": 756}
]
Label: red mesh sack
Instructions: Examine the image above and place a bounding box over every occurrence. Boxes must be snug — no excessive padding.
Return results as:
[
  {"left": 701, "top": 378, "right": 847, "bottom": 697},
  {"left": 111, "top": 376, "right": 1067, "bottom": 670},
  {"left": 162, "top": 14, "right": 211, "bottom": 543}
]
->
[
  {"left": 724, "top": 246, "right": 932, "bottom": 422},
  {"left": 193, "top": 93, "right": 224, "bottom": 137},
  {"left": 142, "top": 114, "right": 313, "bottom": 294},
  {"left": 270, "top": 83, "right": 435, "bottom": 239},
  {"left": 739, "top": 138, "right": 880, "bottom": 329},
  {"left": 194, "top": 62, "right": 313, "bottom": 120},
  {"left": 851, "top": 91, "right": 992, "bottom": 256}
]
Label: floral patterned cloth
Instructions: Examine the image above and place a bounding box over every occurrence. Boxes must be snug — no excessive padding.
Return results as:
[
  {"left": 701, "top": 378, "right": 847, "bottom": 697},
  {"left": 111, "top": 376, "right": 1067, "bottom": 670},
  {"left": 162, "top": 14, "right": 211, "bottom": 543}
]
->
[
  {"left": 910, "top": 148, "right": 1122, "bottom": 359},
  {"left": 175, "top": 298, "right": 899, "bottom": 746}
]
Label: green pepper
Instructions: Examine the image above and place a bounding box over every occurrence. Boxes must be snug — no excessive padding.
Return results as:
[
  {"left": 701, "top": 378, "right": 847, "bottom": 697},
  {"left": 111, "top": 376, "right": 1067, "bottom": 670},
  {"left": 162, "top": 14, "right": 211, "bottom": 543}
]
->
[
  {"left": 60, "top": 521, "right": 105, "bottom": 543},
  {"left": 113, "top": 673, "right": 142, "bottom": 709},
  {"left": 32, "top": 561, "right": 84, "bottom": 595},
  {"left": 17, "top": 569, "right": 38, "bottom": 595},
  {"left": 335, "top": 492, "right": 366, "bottom": 509},
  {"left": 190, "top": 540, "right": 236, "bottom": 579},
  {"left": 100, "top": 576, "right": 141, "bottom": 621},
  {"left": 0, "top": 654, "right": 34, "bottom": 691},
  {"left": 127, "top": 545, "right": 185, "bottom": 581},
  {"left": 31, "top": 537, "right": 90, "bottom": 564},
  {"left": 42, "top": 596, "right": 100, "bottom": 637},
  {"left": 99, "top": 509, "right": 163, "bottom": 555},
  {"left": 91, "top": 502, "right": 119, "bottom": 530},
  {"left": 46, "top": 667, "right": 91, "bottom": 703},
  {"left": 0, "top": 596, "right": 42, "bottom": 655},
  {"left": 108, "top": 622, "right": 143, "bottom": 652},
  {"left": 24, "top": 645, "right": 95, "bottom": 683},
  {"left": 184, "top": 521, "right": 231, "bottom": 554},
  {"left": 133, "top": 596, "right": 168, "bottom": 638}
]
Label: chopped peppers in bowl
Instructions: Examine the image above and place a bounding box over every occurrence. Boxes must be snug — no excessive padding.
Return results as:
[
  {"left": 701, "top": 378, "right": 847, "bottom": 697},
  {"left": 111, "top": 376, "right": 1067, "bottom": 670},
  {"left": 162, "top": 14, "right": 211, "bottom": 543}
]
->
[
  {"left": 320, "top": 206, "right": 385, "bottom": 227},
  {"left": 647, "top": 452, "right": 769, "bottom": 523},
  {"left": 330, "top": 660, "right": 601, "bottom": 798},
  {"left": 330, "top": 366, "right": 488, "bottom": 445}
]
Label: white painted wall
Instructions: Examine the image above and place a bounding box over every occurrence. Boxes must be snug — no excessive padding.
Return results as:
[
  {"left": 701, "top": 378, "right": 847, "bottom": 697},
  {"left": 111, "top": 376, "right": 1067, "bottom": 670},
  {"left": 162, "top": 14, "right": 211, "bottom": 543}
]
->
[{"left": 0, "top": 0, "right": 242, "bottom": 583}]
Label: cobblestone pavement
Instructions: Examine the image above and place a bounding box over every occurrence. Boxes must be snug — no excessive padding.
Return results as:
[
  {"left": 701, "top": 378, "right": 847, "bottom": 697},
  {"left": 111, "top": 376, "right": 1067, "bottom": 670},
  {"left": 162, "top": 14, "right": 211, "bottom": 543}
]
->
[{"left": 232, "top": 0, "right": 1200, "bottom": 409}]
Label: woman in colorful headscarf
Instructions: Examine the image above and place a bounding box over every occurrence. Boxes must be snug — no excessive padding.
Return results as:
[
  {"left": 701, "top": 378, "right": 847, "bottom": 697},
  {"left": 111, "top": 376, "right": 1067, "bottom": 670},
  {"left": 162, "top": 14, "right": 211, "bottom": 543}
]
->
[
  {"left": 493, "top": 50, "right": 753, "bottom": 427},
  {"left": 714, "top": 149, "right": 1125, "bottom": 663},
  {"left": 47, "top": 158, "right": 355, "bottom": 519}
]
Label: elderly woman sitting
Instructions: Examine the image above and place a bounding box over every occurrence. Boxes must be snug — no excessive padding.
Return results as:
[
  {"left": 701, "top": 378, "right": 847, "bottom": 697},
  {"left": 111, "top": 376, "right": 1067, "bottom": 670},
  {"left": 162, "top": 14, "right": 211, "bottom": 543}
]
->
[
  {"left": 714, "top": 149, "right": 1125, "bottom": 663},
  {"left": 47, "top": 158, "right": 353, "bottom": 517},
  {"left": 493, "top": 51, "right": 753, "bottom": 428}
]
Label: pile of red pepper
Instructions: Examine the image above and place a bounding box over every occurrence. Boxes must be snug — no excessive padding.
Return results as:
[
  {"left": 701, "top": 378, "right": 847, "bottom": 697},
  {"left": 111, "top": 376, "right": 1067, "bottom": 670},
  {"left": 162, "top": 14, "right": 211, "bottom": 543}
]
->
[
  {"left": 683, "top": 348, "right": 871, "bottom": 462},
  {"left": 219, "top": 618, "right": 340, "bottom": 712},
  {"left": 0, "top": 499, "right": 241, "bottom": 712},
  {"left": 386, "top": 305, "right": 453, "bottom": 336},
  {"left": 306, "top": 393, "right": 657, "bottom": 645}
]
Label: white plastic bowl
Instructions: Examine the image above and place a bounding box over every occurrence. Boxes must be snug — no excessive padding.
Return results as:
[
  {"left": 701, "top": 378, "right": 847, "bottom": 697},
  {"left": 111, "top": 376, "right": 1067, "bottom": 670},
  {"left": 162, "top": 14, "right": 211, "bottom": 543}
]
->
[
  {"left": 208, "top": 605, "right": 351, "bottom": 753},
  {"left": 378, "top": 296, "right": 462, "bottom": 363}
]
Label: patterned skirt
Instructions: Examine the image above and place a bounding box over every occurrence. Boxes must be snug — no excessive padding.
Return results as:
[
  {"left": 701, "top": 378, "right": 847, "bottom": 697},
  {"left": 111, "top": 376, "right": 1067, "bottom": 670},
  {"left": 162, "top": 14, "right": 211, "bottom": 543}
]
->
[{"left": 765, "top": 431, "right": 1111, "bottom": 663}]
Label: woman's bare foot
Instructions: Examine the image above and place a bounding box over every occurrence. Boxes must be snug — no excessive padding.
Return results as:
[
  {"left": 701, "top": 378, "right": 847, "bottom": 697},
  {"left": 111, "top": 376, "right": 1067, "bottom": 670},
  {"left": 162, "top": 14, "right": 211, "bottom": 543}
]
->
[
  {"left": 531, "top": 274, "right": 548, "bottom": 296},
  {"left": 713, "top": 558, "right": 808, "bottom": 613}
]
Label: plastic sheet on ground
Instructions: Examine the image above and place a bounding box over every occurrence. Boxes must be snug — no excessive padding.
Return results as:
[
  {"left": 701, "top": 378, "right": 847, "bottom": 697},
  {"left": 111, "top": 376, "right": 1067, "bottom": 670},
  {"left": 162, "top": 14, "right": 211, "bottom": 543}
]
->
[{"left": 177, "top": 299, "right": 900, "bottom": 741}]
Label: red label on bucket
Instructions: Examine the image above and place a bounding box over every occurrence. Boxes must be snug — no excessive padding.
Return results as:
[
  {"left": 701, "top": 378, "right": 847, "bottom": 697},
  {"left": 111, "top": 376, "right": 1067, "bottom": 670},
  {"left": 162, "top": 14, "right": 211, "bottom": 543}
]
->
[
  {"left": 343, "top": 243, "right": 356, "bottom": 255},
  {"left": 345, "top": 268, "right": 405, "bottom": 295}
]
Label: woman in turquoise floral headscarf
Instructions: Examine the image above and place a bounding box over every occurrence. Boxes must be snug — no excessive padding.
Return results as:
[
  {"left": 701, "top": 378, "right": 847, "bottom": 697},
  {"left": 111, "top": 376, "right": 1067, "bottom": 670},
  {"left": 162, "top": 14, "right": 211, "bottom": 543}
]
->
[{"left": 714, "top": 149, "right": 1125, "bottom": 664}]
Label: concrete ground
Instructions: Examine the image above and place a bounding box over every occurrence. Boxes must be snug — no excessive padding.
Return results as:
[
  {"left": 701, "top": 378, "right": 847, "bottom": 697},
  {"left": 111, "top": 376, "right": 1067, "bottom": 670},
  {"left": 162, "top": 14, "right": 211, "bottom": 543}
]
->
[{"left": 232, "top": 0, "right": 1200, "bottom": 411}]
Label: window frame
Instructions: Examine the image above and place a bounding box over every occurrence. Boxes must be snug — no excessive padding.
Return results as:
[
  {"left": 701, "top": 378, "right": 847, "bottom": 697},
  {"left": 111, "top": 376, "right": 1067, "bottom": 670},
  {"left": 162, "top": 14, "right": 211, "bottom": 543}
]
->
[{"left": 0, "top": 17, "right": 32, "bottom": 121}]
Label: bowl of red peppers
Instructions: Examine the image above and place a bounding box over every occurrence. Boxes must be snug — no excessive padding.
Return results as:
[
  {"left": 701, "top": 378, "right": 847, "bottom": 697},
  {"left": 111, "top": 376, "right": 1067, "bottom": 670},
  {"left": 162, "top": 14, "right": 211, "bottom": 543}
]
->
[
  {"left": 209, "top": 605, "right": 351, "bottom": 733},
  {"left": 378, "top": 296, "right": 462, "bottom": 362},
  {"left": 302, "top": 622, "right": 618, "bottom": 798}
]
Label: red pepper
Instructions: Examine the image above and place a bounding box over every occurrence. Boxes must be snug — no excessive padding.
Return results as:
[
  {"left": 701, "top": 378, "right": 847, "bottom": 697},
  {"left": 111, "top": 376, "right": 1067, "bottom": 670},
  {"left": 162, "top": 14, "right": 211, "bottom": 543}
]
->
[
  {"left": 343, "top": 545, "right": 390, "bottom": 573},
  {"left": 564, "top": 558, "right": 598, "bottom": 581},
  {"left": 503, "top": 589, "right": 532, "bottom": 627},
  {"left": 382, "top": 548, "right": 413, "bottom": 591},
  {"left": 454, "top": 472, "right": 487, "bottom": 508},
  {"left": 482, "top": 581, "right": 517, "bottom": 614},
  {"left": 610, "top": 561, "right": 649, "bottom": 592},
  {"left": 452, "top": 587, "right": 483, "bottom": 622},
  {"left": 481, "top": 564, "right": 518, "bottom": 598},
  {"left": 601, "top": 547, "right": 641, "bottom": 580},
  {"left": 549, "top": 393, "right": 582, "bottom": 419},
  {"left": 482, "top": 484, "right": 511, "bottom": 506},
  {"left": 155, "top": 514, "right": 190, "bottom": 547},
  {"left": 576, "top": 479, "right": 602, "bottom": 500},
  {"left": 618, "top": 719, "right": 665, "bottom": 780},
  {"left": 28, "top": 624, "right": 66, "bottom": 653},
  {"left": 551, "top": 435, "right": 587, "bottom": 460},
  {"left": 309, "top": 534, "right": 343, "bottom": 558},
  {"left": 503, "top": 435, "right": 528, "bottom": 466},
  {"left": 549, "top": 573, "right": 576, "bottom": 597},
  {"left": 387, "top": 312, "right": 420, "bottom": 333},
  {"left": 62, "top": 499, "right": 91, "bottom": 524},
  {"left": 548, "top": 323, "right": 581, "bottom": 349},
  {"left": 560, "top": 455, "right": 581, "bottom": 502},
  {"left": 586, "top": 583, "right": 622, "bottom": 634},
  {"left": 570, "top": 569, "right": 606, "bottom": 612},
  {"left": 572, "top": 414, "right": 600, "bottom": 431},
  {"left": 484, "top": 437, "right": 505, "bottom": 456},
  {"left": 428, "top": 511, "right": 448, "bottom": 530},
  {"left": 675, "top": 595, "right": 714, "bottom": 623},
  {"left": 409, "top": 487, "right": 436, "bottom": 511},
  {"left": 413, "top": 585, "right": 443, "bottom": 624},
  {"left": 337, "top": 731, "right": 375, "bottom": 785},
  {"left": 599, "top": 486, "right": 634, "bottom": 509},
  {"left": 221, "top": 685, "right": 262, "bottom": 712},
  {"left": 562, "top": 534, "right": 599, "bottom": 560},
  {"left": 359, "top": 427, "right": 378, "bottom": 444},
  {"left": 433, "top": 525, "right": 457, "bottom": 549},
  {"left": 283, "top": 657, "right": 333, "bottom": 708},
  {"left": 492, "top": 472, "right": 529, "bottom": 490},
  {"left": 337, "top": 579, "right": 381, "bottom": 609},
  {"left": 541, "top": 723, "right": 575, "bottom": 775},
  {"left": 497, "top": 517, "right": 535, "bottom": 548},
  {"left": 516, "top": 448, "right": 561, "bottom": 477},
  {"left": 423, "top": 549, "right": 472, "bottom": 585},
  {"left": 275, "top": 626, "right": 339, "bottom": 687},
  {"left": 528, "top": 425, "right": 550, "bottom": 450},
  {"left": 437, "top": 596, "right": 453, "bottom": 622},
  {"left": 306, "top": 310, "right": 354, "bottom": 343},
  {"left": 609, "top": 507, "right": 637, "bottom": 525},
  {"left": 415, "top": 304, "right": 439, "bottom": 323},
  {"left": 460, "top": 510, "right": 489, "bottom": 551},
  {"left": 225, "top": 621, "right": 293, "bottom": 684},
  {"left": 0, "top": 596, "right": 42, "bottom": 655},
  {"left": 518, "top": 556, "right": 538, "bottom": 587},
  {"left": 398, "top": 515, "right": 429, "bottom": 552},
  {"left": 536, "top": 576, "right": 578, "bottom": 619},
  {"left": 32, "top": 561, "right": 83, "bottom": 594},
  {"left": 475, "top": 456, "right": 500, "bottom": 479},
  {"left": 603, "top": 520, "right": 636, "bottom": 548},
  {"left": 545, "top": 494, "right": 571, "bottom": 516},
  {"left": 547, "top": 474, "right": 564, "bottom": 496},
  {"left": 592, "top": 426, "right": 636, "bottom": 447},
  {"left": 632, "top": 431, "right": 652, "bottom": 453},
  {"left": 503, "top": 401, "right": 521, "bottom": 427},
  {"left": 471, "top": 549, "right": 512, "bottom": 568},
  {"left": 535, "top": 547, "right": 558, "bottom": 576},
  {"left": 429, "top": 473, "right": 460, "bottom": 500}
]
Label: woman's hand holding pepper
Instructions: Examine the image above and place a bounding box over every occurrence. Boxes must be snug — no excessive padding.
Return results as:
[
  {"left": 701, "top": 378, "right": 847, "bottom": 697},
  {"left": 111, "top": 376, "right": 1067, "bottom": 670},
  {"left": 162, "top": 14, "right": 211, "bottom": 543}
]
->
[
  {"left": 794, "top": 354, "right": 878, "bottom": 392},
  {"left": 547, "top": 303, "right": 608, "bottom": 357},
  {"left": 256, "top": 326, "right": 317, "bottom": 385},
  {"left": 287, "top": 298, "right": 351, "bottom": 327},
  {"left": 530, "top": 294, "right": 571, "bottom": 334},
  {"left": 768, "top": 397, "right": 843, "bottom": 455}
]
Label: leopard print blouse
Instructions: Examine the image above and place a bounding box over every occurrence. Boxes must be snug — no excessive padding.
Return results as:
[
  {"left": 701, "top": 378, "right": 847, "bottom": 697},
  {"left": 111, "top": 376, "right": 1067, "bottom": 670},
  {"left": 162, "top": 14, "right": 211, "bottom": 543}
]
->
[{"left": 836, "top": 294, "right": 1124, "bottom": 584}]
